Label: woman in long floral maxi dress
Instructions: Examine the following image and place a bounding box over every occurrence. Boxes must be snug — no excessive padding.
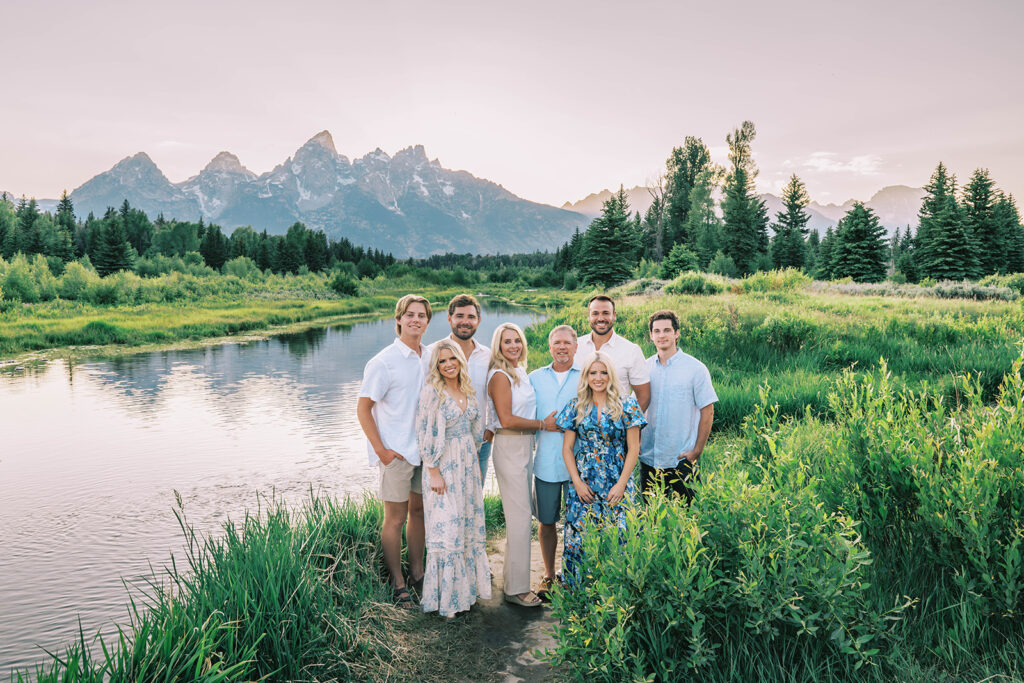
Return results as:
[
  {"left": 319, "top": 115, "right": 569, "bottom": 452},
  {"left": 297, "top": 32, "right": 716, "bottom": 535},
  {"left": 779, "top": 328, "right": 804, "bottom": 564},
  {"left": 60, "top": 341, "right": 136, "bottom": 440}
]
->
[
  {"left": 556, "top": 351, "right": 646, "bottom": 587},
  {"left": 416, "top": 340, "right": 491, "bottom": 617}
]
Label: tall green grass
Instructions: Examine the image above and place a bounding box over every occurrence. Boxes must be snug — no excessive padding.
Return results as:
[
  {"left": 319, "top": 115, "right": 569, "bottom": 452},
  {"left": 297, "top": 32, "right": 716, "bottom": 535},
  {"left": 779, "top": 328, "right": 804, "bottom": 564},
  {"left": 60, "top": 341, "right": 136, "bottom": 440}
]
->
[{"left": 528, "top": 287, "right": 1024, "bottom": 431}]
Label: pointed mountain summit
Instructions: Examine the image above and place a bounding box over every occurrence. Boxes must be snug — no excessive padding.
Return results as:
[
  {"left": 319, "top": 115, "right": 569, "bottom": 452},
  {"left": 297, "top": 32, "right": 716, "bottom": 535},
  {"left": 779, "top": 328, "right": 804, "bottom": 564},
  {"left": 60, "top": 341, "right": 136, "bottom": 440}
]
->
[
  {"left": 202, "top": 151, "right": 253, "bottom": 176},
  {"left": 305, "top": 130, "right": 337, "bottom": 155},
  {"left": 71, "top": 152, "right": 198, "bottom": 220}
]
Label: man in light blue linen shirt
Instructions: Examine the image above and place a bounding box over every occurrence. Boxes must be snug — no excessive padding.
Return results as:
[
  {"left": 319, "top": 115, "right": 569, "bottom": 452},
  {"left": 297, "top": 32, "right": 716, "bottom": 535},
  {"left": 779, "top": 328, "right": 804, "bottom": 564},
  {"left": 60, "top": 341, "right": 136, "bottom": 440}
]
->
[
  {"left": 640, "top": 309, "right": 717, "bottom": 503},
  {"left": 528, "top": 324, "right": 579, "bottom": 597}
]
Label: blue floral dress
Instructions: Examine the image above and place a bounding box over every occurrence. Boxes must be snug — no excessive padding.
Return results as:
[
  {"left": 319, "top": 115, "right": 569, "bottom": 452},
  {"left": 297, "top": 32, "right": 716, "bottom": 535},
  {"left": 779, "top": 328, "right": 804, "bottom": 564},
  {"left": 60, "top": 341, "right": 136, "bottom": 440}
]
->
[
  {"left": 416, "top": 385, "right": 491, "bottom": 616},
  {"left": 555, "top": 397, "right": 647, "bottom": 586}
]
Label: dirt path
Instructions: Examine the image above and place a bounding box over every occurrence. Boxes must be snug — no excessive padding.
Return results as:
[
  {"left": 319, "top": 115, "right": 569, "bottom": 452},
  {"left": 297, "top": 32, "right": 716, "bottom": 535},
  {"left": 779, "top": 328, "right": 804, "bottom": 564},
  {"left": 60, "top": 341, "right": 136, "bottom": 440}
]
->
[{"left": 473, "top": 536, "right": 564, "bottom": 682}]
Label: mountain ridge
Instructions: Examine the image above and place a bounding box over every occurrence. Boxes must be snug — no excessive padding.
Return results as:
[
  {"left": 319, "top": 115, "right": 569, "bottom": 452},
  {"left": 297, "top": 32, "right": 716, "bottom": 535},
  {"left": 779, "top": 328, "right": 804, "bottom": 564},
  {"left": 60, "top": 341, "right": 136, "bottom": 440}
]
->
[{"left": 59, "top": 132, "right": 588, "bottom": 257}]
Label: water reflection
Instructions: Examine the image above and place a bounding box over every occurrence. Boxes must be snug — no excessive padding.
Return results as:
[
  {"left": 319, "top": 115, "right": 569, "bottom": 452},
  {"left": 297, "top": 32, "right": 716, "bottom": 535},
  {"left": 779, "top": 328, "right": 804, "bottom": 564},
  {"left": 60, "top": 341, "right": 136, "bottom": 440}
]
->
[{"left": 0, "top": 301, "right": 541, "bottom": 674}]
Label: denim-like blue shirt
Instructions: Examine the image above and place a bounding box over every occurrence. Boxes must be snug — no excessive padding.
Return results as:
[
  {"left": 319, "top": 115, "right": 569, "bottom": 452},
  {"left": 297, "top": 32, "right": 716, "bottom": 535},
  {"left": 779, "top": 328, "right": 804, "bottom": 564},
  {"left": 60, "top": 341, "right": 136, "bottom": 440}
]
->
[
  {"left": 528, "top": 364, "right": 580, "bottom": 482},
  {"left": 640, "top": 349, "right": 718, "bottom": 469}
]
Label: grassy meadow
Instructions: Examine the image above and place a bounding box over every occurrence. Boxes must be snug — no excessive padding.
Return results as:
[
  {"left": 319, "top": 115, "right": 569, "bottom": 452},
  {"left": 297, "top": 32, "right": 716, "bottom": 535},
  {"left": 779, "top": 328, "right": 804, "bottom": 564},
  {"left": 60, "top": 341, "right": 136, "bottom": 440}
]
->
[{"left": 8, "top": 268, "right": 1024, "bottom": 681}]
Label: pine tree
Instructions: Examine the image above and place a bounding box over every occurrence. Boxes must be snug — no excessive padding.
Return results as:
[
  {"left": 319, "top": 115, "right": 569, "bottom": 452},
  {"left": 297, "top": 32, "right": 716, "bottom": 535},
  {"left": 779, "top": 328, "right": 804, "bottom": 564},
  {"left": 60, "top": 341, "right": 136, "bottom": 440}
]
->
[
  {"left": 831, "top": 203, "right": 887, "bottom": 282},
  {"left": 93, "top": 214, "right": 136, "bottom": 276},
  {"left": 577, "top": 188, "right": 635, "bottom": 287},
  {"left": 993, "top": 193, "right": 1024, "bottom": 273},
  {"left": 663, "top": 137, "right": 711, "bottom": 249},
  {"left": 200, "top": 225, "right": 230, "bottom": 270},
  {"left": 770, "top": 174, "right": 810, "bottom": 269},
  {"left": 961, "top": 168, "right": 999, "bottom": 275},
  {"left": 14, "top": 197, "right": 43, "bottom": 255},
  {"left": 304, "top": 230, "right": 330, "bottom": 271},
  {"left": 805, "top": 230, "right": 820, "bottom": 276},
  {"left": 920, "top": 195, "right": 979, "bottom": 280},
  {"left": 816, "top": 226, "right": 837, "bottom": 280},
  {"left": 916, "top": 162, "right": 959, "bottom": 279},
  {"left": 722, "top": 122, "right": 769, "bottom": 275},
  {"left": 659, "top": 242, "right": 699, "bottom": 279}
]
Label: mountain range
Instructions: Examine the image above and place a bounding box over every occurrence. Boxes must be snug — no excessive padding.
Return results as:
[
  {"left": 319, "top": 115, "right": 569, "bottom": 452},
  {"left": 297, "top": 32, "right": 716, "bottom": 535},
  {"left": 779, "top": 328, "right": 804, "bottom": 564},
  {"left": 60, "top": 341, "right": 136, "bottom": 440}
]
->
[
  {"left": 562, "top": 184, "right": 925, "bottom": 236},
  {"left": 22, "top": 131, "right": 590, "bottom": 257}
]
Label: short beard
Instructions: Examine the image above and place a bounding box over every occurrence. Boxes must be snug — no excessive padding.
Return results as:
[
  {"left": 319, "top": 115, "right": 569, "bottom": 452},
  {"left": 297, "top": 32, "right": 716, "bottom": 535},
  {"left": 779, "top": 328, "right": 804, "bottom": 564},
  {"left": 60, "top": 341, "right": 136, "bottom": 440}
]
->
[
  {"left": 452, "top": 327, "right": 476, "bottom": 341},
  {"left": 590, "top": 322, "right": 612, "bottom": 335}
]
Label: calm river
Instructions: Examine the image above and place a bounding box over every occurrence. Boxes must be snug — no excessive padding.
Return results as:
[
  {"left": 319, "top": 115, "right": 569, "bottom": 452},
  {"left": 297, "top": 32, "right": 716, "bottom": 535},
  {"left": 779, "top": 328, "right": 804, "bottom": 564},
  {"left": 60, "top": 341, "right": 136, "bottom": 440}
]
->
[{"left": 0, "top": 301, "right": 540, "bottom": 675}]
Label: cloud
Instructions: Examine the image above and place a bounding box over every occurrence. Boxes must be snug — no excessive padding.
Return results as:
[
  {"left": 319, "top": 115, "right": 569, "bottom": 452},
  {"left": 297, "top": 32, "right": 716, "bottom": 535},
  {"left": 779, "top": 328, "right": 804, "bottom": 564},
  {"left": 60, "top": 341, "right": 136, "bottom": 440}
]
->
[{"left": 802, "top": 152, "right": 882, "bottom": 175}]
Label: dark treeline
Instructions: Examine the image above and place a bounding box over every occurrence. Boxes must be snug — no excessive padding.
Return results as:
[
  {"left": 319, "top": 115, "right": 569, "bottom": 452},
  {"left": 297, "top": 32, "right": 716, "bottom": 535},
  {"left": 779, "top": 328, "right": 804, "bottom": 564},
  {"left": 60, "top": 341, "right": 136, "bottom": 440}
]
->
[
  {"left": 0, "top": 194, "right": 395, "bottom": 278},
  {"left": 557, "top": 121, "right": 1024, "bottom": 287}
]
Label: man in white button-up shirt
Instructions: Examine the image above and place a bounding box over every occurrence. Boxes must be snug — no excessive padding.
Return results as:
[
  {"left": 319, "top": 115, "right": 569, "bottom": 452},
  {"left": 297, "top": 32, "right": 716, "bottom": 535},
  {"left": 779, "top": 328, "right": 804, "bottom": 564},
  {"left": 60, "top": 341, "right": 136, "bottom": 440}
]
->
[
  {"left": 573, "top": 295, "right": 651, "bottom": 411},
  {"left": 422, "top": 294, "right": 493, "bottom": 481},
  {"left": 357, "top": 294, "right": 431, "bottom": 607}
]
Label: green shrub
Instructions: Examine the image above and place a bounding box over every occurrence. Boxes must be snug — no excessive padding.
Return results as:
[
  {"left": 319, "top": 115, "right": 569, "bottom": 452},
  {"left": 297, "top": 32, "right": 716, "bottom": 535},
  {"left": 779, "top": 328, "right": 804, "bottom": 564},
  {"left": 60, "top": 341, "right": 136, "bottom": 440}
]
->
[
  {"left": 59, "top": 261, "right": 102, "bottom": 300},
  {"left": 659, "top": 243, "right": 700, "bottom": 279},
  {"left": 754, "top": 312, "right": 816, "bottom": 353},
  {"left": 562, "top": 271, "right": 579, "bottom": 291},
  {"left": 708, "top": 250, "right": 738, "bottom": 277},
  {"left": 741, "top": 268, "right": 812, "bottom": 293},
  {"left": 665, "top": 272, "right": 726, "bottom": 296},
  {"left": 980, "top": 272, "right": 1024, "bottom": 294},
  {"left": 222, "top": 256, "right": 261, "bottom": 281},
  {"left": 330, "top": 271, "right": 359, "bottom": 297}
]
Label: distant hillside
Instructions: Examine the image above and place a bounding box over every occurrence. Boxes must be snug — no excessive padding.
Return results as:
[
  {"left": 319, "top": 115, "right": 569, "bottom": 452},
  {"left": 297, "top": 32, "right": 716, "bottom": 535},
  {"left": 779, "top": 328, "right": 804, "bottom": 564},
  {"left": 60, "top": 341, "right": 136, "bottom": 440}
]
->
[
  {"left": 562, "top": 186, "right": 654, "bottom": 218},
  {"left": 63, "top": 131, "right": 588, "bottom": 257},
  {"left": 565, "top": 184, "right": 925, "bottom": 236}
]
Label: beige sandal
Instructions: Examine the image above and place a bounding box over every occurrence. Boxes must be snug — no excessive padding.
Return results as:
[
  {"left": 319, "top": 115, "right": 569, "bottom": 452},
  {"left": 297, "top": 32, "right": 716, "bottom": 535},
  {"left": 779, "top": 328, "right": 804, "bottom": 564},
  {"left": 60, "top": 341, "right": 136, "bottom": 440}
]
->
[{"left": 504, "top": 591, "right": 543, "bottom": 607}]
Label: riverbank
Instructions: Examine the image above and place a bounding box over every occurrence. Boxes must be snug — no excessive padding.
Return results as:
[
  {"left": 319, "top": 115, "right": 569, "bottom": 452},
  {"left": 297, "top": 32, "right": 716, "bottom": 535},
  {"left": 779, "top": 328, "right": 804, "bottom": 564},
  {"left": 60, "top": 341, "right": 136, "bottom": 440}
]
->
[{"left": 0, "top": 284, "right": 578, "bottom": 361}]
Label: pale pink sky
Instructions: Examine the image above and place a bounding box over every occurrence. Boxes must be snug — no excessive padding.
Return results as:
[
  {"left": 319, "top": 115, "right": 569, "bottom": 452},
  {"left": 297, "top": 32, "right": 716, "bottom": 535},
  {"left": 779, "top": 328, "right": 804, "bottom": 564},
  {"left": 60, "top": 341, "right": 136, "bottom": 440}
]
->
[{"left": 2, "top": 0, "right": 1022, "bottom": 206}]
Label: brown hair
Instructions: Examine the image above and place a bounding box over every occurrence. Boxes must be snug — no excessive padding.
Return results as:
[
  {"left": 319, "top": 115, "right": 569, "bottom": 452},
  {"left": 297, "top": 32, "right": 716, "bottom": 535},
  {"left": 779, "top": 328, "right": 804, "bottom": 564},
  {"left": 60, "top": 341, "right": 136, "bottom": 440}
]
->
[
  {"left": 648, "top": 309, "right": 680, "bottom": 332},
  {"left": 448, "top": 293, "right": 481, "bottom": 317},
  {"left": 394, "top": 294, "right": 432, "bottom": 335},
  {"left": 587, "top": 294, "right": 615, "bottom": 312}
]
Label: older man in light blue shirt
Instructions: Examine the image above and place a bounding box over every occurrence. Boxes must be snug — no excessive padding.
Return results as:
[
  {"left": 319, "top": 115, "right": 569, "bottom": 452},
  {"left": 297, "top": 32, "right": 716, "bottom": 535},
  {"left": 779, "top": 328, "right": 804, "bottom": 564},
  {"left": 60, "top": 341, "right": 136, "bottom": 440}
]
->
[
  {"left": 640, "top": 309, "right": 717, "bottom": 503},
  {"left": 528, "top": 324, "right": 580, "bottom": 598}
]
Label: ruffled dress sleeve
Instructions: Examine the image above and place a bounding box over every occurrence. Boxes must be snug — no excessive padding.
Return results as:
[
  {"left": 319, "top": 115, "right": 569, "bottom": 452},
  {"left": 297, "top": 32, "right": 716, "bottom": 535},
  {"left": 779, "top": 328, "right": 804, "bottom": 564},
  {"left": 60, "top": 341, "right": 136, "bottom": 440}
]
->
[
  {"left": 416, "top": 385, "right": 447, "bottom": 468},
  {"left": 620, "top": 396, "right": 648, "bottom": 430},
  {"left": 555, "top": 398, "right": 579, "bottom": 432}
]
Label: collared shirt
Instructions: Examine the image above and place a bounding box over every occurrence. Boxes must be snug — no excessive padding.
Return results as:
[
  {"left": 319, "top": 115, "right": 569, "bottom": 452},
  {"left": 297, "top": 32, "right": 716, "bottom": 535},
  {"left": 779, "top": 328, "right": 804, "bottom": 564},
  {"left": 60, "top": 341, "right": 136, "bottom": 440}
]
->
[
  {"left": 529, "top": 364, "right": 580, "bottom": 482},
  {"left": 640, "top": 348, "right": 718, "bottom": 469},
  {"left": 423, "top": 336, "right": 491, "bottom": 427},
  {"left": 360, "top": 338, "right": 426, "bottom": 466},
  {"left": 573, "top": 331, "right": 650, "bottom": 395}
]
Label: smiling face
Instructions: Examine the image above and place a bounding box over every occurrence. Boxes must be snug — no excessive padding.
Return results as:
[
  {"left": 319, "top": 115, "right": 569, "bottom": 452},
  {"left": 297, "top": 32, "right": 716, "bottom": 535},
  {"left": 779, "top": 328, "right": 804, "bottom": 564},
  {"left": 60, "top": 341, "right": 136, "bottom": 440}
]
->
[
  {"left": 549, "top": 329, "right": 577, "bottom": 369},
  {"left": 499, "top": 328, "right": 524, "bottom": 365},
  {"left": 588, "top": 299, "right": 616, "bottom": 337},
  {"left": 398, "top": 301, "right": 429, "bottom": 340},
  {"left": 587, "top": 361, "right": 610, "bottom": 393},
  {"left": 436, "top": 347, "right": 462, "bottom": 381},
  {"left": 449, "top": 304, "right": 480, "bottom": 341},
  {"left": 650, "top": 318, "right": 681, "bottom": 353}
]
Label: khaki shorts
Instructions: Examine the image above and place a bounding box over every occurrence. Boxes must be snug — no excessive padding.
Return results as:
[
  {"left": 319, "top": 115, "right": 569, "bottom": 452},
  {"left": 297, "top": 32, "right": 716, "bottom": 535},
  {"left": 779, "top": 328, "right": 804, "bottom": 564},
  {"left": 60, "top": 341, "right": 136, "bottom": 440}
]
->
[{"left": 379, "top": 457, "right": 423, "bottom": 502}]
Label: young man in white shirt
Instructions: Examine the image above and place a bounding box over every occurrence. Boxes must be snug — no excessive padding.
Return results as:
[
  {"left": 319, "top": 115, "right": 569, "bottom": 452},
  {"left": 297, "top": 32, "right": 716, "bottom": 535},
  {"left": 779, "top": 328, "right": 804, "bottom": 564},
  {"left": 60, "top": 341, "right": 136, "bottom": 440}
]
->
[
  {"left": 573, "top": 295, "right": 651, "bottom": 411},
  {"left": 422, "top": 294, "right": 494, "bottom": 481},
  {"left": 357, "top": 294, "right": 432, "bottom": 608},
  {"left": 640, "top": 309, "right": 717, "bottom": 503}
]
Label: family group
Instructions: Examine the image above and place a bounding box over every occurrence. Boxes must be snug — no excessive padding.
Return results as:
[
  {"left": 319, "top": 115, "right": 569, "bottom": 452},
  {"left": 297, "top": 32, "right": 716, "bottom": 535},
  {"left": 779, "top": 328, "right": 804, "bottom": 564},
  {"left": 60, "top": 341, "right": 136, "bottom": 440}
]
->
[{"left": 356, "top": 293, "right": 717, "bottom": 617}]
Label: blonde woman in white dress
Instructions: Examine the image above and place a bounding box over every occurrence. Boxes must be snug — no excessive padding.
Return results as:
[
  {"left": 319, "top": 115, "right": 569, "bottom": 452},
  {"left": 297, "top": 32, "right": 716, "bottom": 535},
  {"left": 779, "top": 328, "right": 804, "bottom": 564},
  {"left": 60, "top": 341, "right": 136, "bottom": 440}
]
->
[{"left": 416, "top": 340, "right": 491, "bottom": 618}]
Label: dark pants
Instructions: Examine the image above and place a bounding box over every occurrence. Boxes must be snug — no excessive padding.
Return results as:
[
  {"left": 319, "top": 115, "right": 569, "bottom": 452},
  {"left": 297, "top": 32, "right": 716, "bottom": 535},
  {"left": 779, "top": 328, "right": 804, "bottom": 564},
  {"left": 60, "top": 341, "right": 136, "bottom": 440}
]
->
[{"left": 640, "top": 460, "right": 698, "bottom": 504}]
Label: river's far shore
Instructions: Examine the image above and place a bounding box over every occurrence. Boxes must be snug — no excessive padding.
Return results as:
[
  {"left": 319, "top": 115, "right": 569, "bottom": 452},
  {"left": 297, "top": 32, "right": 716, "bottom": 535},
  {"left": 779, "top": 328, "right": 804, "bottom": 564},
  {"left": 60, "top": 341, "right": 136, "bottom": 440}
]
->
[{"left": 0, "top": 285, "right": 573, "bottom": 363}]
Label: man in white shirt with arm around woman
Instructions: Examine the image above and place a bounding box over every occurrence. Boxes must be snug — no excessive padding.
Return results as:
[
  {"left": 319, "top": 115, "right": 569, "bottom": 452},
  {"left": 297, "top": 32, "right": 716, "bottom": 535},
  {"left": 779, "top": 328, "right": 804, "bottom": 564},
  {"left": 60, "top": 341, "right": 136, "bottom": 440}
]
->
[{"left": 356, "top": 294, "right": 432, "bottom": 608}]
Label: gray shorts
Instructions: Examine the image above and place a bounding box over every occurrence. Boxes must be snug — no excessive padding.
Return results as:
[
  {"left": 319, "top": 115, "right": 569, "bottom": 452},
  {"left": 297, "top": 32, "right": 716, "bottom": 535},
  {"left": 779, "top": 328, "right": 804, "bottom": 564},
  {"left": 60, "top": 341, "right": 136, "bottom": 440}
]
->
[
  {"left": 534, "top": 477, "right": 567, "bottom": 525},
  {"left": 379, "top": 458, "right": 423, "bottom": 502}
]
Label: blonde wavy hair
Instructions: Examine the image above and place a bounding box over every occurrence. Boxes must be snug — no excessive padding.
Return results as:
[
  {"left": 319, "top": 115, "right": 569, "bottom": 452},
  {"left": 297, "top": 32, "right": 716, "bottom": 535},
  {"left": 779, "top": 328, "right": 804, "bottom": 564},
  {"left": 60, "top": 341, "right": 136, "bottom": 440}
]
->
[
  {"left": 489, "top": 322, "right": 528, "bottom": 386},
  {"left": 575, "top": 351, "right": 625, "bottom": 426},
  {"left": 426, "top": 339, "right": 475, "bottom": 400}
]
